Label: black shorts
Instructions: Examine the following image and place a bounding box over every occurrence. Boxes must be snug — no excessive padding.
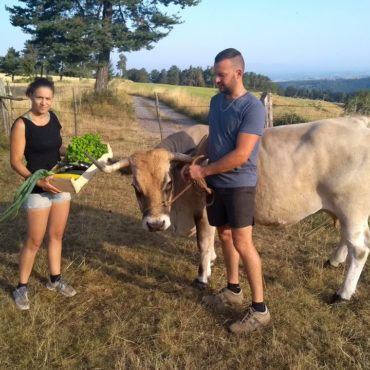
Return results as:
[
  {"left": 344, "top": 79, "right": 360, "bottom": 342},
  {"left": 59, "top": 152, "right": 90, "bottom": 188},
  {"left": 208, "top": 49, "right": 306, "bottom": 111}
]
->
[{"left": 206, "top": 186, "right": 256, "bottom": 229}]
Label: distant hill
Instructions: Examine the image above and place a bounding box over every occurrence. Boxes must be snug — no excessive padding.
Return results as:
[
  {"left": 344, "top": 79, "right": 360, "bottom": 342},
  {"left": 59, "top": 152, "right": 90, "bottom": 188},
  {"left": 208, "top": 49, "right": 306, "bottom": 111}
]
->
[{"left": 277, "top": 76, "right": 370, "bottom": 93}]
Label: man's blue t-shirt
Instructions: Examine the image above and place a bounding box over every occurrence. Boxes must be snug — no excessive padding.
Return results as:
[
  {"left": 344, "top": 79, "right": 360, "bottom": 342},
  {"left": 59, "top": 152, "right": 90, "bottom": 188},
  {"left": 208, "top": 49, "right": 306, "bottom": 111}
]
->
[{"left": 206, "top": 92, "right": 265, "bottom": 188}]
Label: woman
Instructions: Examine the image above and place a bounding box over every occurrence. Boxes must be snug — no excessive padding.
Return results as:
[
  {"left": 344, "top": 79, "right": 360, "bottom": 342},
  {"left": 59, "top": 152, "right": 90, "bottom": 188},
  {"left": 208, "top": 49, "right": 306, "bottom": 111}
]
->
[{"left": 10, "top": 78, "right": 76, "bottom": 311}]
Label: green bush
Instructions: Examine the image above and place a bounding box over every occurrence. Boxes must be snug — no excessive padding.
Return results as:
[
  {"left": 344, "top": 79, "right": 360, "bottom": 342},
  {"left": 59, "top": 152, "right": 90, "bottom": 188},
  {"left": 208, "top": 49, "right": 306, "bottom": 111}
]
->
[
  {"left": 344, "top": 91, "right": 370, "bottom": 115},
  {"left": 274, "top": 113, "right": 307, "bottom": 126}
]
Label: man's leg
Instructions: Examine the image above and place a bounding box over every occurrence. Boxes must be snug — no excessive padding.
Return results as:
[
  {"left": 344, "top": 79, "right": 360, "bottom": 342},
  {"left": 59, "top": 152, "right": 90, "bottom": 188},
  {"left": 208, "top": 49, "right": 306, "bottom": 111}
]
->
[
  {"left": 231, "top": 225, "right": 263, "bottom": 303},
  {"left": 217, "top": 225, "right": 240, "bottom": 285},
  {"left": 229, "top": 225, "right": 270, "bottom": 334},
  {"left": 202, "top": 225, "right": 244, "bottom": 307}
]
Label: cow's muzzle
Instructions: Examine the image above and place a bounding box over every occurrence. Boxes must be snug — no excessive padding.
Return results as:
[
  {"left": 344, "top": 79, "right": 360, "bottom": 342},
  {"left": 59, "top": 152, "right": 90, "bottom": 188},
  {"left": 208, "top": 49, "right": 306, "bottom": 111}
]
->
[
  {"left": 142, "top": 214, "right": 171, "bottom": 232},
  {"left": 146, "top": 220, "right": 166, "bottom": 232}
]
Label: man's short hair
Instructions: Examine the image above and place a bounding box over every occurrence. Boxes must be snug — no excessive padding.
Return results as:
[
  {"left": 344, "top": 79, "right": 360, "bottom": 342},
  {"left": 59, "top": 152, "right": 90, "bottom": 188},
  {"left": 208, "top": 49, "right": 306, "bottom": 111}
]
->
[{"left": 214, "top": 48, "right": 245, "bottom": 72}]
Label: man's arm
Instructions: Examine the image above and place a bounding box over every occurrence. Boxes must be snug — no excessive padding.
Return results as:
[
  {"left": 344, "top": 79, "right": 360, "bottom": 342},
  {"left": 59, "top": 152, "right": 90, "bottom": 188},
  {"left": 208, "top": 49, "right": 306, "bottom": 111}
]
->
[{"left": 188, "top": 132, "right": 260, "bottom": 180}]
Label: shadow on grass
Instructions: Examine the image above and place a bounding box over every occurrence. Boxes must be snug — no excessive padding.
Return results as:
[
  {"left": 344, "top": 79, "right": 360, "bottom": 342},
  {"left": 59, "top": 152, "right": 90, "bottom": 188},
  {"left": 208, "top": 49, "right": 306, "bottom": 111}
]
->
[{"left": 0, "top": 201, "right": 206, "bottom": 299}]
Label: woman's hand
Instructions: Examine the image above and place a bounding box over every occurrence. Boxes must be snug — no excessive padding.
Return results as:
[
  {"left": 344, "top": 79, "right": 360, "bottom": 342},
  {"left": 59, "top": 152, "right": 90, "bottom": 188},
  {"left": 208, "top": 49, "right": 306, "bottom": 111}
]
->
[{"left": 36, "top": 176, "right": 61, "bottom": 194}]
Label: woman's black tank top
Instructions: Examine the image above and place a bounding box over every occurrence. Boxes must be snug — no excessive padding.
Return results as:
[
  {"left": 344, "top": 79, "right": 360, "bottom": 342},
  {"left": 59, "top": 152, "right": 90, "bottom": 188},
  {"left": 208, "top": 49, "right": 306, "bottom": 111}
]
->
[{"left": 21, "top": 111, "right": 62, "bottom": 193}]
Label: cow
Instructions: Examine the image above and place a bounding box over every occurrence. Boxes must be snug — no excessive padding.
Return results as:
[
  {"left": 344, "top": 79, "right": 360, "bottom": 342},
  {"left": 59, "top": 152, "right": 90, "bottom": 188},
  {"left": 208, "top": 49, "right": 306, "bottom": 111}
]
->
[
  {"left": 91, "top": 124, "right": 216, "bottom": 288},
  {"left": 255, "top": 115, "right": 370, "bottom": 302},
  {"left": 93, "top": 116, "right": 370, "bottom": 302}
]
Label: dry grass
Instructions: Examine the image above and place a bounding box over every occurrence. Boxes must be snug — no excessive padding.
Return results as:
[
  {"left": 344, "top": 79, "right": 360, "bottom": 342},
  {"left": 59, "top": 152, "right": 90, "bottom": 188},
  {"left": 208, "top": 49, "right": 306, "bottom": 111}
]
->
[
  {"left": 0, "top": 82, "right": 369, "bottom": 369},
  {"left": 117, "top": 80, "right": 344, "bottom": 124}
]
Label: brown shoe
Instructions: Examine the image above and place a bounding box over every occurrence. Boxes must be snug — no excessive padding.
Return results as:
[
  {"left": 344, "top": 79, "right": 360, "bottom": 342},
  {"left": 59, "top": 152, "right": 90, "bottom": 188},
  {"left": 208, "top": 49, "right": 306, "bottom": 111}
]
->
[
  {"left": 229, "top": 306, "right": 271, "bottom": 334},
  {"left": 202, "top": 287, "right": 244, "bottom": 308}
]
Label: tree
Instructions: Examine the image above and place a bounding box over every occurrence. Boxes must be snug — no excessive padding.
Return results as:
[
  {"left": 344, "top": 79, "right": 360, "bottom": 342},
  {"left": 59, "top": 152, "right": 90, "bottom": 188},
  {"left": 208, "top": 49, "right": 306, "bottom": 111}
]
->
[
  {"left": 116, "top": 53, "right": 127, "bottom": 78},
  {"left": 19, "top": 42, "right": 38, "bottom": 77},
  {"left": 150, "top": 69, "right": 161, "bottom": 83},
  {"left": 167, "top": 65, "right": 181, "bottom": 85},
  {"left": 7, "top": 0, "right": 200, "bottom": 92},
  {"left": 203, "top": 66, "right": 214, "bottom": 87},
  {"left": 157, "top": 69, "right": 168, "bottom": 84},
  {"left": 127, "top": 68, "right": 149, "bottom": 83},
  {"left": 0, "top": 47, "right": 21, "bottom": 81}
]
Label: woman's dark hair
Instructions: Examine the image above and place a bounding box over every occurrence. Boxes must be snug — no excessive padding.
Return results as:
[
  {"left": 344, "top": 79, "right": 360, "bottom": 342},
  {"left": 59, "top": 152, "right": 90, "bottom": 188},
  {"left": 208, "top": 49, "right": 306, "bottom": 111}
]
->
[{"left": 26, "top": 77, "right": 55, "bottom": 97}]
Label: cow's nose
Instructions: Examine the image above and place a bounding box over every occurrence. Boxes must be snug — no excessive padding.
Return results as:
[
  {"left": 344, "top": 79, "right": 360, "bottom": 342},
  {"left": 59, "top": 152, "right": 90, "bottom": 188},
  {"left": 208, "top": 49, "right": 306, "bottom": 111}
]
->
[{"left": 147, "top": 220, "right": 165, "bottom": 232}]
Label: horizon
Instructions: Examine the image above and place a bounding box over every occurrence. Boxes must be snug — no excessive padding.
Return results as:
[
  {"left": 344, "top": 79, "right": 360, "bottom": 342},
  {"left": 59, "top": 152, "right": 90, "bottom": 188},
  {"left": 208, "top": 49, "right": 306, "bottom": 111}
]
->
[{"left": 1, "top": 0, "right": 370, "bottom": 82}]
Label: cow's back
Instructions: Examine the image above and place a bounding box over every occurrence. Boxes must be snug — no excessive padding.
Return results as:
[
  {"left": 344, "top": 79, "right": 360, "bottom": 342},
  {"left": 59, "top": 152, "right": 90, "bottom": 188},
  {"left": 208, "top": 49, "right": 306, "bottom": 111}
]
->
[
  {"left": 158, "top": 124, "right": 209, "bottom": 155},
  {"left": 255, "top": 116, "right": 370, "bottom": 225}
]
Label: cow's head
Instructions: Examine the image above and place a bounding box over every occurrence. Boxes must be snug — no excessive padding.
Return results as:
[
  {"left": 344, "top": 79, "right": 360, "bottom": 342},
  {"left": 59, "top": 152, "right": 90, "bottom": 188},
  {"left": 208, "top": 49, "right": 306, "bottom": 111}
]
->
[{"left": 90, "top": 149, "right": 192, "bottom": 232}]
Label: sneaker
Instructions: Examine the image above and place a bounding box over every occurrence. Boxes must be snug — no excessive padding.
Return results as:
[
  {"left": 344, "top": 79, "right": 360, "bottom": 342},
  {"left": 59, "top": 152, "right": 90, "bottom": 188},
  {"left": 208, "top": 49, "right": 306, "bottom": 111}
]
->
[
  {"left": 202, "top": 287, "right": 244, "bottom": 308},
  {"left": 229, "top": 306, "right": 271, "bottom": 335},
  {"left": 13, "top": 286, "right": 30, "bottom": 310},
  {"left": 46, "top": 277, "right": 76, "bottom": 297}
]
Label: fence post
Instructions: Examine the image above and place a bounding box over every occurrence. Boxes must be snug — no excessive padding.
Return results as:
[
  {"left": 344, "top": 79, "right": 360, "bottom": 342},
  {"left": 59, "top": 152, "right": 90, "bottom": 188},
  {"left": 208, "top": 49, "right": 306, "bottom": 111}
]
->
[
  {"left": 6, "top": 81, "right": 14, "bottom": 124},
  {"left": 0, "top": 80, "right": 10, "bottom": 136},
  {"left": 154, "top": 92, "right": 164, "bottom": 141},
  {"left": 260, "top": 92, "right": 273, "bottom": 128},
  {"left": 72, "top": 87, "right": 78, "bottom": 136}
]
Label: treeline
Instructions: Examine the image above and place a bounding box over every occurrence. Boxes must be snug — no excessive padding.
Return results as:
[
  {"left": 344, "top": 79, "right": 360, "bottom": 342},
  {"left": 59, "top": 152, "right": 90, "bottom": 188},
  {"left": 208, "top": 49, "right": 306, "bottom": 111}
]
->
[
  {"left": 278, "top": 77, "right": 370, "bottom": 94},
  {"left": 0, "top": 46, "right": 94, "bottom": 81},
  {"left": 282, "top": 86, "right": 348, "bottom": 102},
  {"left": 123, "top": 65, "right": 279, "bottom": 92},
  {"left": 0, "top": 46, "right": 278, "bottom": 93},
  {"left": 1, "top": 45, "right": 370, "bottom": 115}
]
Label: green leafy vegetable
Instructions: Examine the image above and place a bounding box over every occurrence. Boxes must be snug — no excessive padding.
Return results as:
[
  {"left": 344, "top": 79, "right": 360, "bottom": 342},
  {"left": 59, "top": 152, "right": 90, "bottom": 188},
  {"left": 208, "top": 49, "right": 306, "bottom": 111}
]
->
[
  {"left": 65, "top": 134, "right": 108, "bottom": 163},
  {"left": 0, "top": 169, "right": 53, "bottom": 222}
]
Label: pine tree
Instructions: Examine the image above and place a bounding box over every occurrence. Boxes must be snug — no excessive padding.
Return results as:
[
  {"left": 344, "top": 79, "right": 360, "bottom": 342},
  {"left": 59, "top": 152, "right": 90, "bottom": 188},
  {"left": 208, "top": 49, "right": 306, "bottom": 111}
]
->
[
  {"left": 0, "top": 47, "right": 21, "bottom": 81},
  {"left": 6, "top": 0, "right": 200, "bottom": 91}
]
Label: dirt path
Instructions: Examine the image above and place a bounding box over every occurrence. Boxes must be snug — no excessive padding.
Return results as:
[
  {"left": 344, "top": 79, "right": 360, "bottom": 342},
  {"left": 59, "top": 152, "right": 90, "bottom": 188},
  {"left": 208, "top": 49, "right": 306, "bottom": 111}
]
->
[{"left": 131, "top": 95, "right": 199, "bottom": 138}]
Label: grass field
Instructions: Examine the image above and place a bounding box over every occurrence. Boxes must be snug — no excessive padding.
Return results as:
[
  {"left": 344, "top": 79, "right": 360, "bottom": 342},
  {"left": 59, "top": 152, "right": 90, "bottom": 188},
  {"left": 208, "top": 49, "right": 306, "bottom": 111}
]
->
[
  {"left": 0, "top": 81, "right": 369, "bottom": 369},
  {"left": 117, "top": 80, "right": 344, "bottom": 124}
]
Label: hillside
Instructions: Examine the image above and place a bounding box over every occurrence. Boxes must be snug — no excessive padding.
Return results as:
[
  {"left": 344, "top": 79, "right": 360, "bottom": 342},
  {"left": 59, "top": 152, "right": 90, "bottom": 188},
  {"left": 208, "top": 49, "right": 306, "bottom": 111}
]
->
[
  {"left": 277, "top": 76, "right": 370, "bottom": 93},
  {"left": 117, "top": 80, "right": 344, "bottom": 124}
]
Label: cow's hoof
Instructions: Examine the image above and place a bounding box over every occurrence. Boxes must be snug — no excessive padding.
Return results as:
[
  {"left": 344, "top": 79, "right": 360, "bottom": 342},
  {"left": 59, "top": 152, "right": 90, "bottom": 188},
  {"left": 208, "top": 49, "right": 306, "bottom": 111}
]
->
[
  {"left": 191, "top": 279, "right": 207, "bottom": 290},
  {"left": 329, "top": 293, "right": 350, "bottom": 305},
  {"left": 323, "top": 260, "right": 333, "bottom": 268}
]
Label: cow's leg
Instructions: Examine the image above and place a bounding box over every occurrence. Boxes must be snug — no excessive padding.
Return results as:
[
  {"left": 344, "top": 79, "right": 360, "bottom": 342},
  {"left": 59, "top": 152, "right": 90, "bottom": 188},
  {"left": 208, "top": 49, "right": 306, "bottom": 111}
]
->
[
  {"left": 334, "top": 219, "right": 370, "bottom": 301},
  {"left": 325, "top": 235, "right": 348, "bottom": 267},
  {"left": 192, "top": 213, "right": 216, "bottom": 289}
]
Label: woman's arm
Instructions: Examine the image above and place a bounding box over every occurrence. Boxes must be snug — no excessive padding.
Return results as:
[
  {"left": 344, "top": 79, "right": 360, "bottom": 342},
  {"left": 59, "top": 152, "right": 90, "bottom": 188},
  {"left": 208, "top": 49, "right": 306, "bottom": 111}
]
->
[
  {"left": 10, "top": 119, "right": 32, "bottom": 179},
  {"left": 59, "top": 145, "right": 66, "bottom": 157}
]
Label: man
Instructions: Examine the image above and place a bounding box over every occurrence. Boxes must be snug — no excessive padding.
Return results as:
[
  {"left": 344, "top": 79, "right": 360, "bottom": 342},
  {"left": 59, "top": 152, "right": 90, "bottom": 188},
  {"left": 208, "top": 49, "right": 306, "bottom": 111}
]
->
[{"left": 188, "top": 48, "right": 270, "bottom": 334}]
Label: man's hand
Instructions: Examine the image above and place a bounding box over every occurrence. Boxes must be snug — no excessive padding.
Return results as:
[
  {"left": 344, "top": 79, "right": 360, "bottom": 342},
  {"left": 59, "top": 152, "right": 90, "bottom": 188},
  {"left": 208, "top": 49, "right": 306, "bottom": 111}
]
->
[{"left": 189, "top": 164, "right": 206, "bottom": 181}]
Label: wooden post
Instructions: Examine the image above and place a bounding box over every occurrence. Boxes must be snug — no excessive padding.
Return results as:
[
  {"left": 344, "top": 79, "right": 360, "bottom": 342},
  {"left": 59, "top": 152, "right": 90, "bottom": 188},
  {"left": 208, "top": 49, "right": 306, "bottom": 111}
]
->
[
  {"left": 72, "top": 87, "right": 78, "bottom": 136},
  {"left": 155, "top": 92, "right": 164, "bottom": 141},
  {"left": 260, "top": 92, "right": 273, "bottom": 128},
  {"left": 0, "top": 80, "right": 10, "bottom": 136},
  {"left": 6, "top": 81, "right": 14, "bottom": 124}
]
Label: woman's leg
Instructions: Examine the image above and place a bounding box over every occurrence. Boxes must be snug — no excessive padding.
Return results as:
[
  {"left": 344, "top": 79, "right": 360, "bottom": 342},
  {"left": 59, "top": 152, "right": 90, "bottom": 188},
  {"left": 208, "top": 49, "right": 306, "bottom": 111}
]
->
[
  {"left": 47, "top": 200, "right": 70, "bottom": 275},
  {"left": 19, "top": 207, "right": 50, "bottom": 284}
]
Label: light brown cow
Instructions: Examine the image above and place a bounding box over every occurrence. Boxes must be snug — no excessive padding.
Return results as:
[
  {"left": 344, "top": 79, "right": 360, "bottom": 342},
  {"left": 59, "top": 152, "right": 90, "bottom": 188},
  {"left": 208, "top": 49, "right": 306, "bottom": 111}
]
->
[
  {"left": 92, "top": 124, "right": 216, "bottom": 287},
  {"left": 93, "top": 116, "right": 370, "bottom": 301}
]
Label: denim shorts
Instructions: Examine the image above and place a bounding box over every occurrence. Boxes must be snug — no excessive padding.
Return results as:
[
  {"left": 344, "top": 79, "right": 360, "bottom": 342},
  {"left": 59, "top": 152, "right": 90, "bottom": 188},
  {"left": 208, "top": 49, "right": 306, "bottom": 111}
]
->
[{"left": 23, "top": 192, "right": 71, "bottom": 209}]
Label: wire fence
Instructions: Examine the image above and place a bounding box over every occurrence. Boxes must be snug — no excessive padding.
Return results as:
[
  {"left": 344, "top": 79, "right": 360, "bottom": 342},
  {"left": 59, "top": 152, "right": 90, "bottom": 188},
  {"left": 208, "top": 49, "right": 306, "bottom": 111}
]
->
[{"left": 0, "top": 80, "right": 345, "bottom": 140}]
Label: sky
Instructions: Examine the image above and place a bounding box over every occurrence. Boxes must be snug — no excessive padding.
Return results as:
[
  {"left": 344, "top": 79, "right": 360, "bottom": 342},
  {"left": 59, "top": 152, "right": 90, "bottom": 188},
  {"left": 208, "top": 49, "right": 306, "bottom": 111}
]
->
[{"left": 1, "top": 0, "right": 370, "bottom": 81}]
